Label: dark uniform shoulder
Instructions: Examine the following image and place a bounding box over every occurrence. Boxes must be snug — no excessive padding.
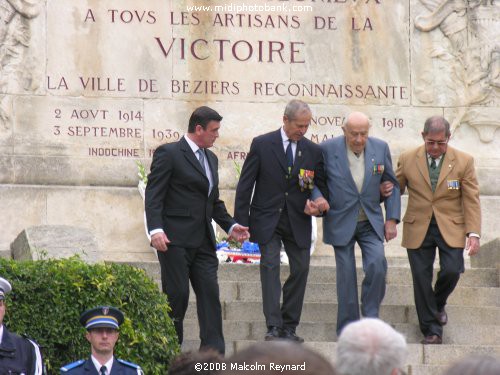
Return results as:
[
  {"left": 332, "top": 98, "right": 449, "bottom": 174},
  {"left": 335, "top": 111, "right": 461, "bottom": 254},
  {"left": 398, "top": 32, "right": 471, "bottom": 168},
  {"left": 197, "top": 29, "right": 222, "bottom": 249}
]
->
[
  {"left": 60, "top": 359, "right": 85, "bottom": 373},
  {"left": 116, "top": 359, "right": 144, "bottom": 374}
]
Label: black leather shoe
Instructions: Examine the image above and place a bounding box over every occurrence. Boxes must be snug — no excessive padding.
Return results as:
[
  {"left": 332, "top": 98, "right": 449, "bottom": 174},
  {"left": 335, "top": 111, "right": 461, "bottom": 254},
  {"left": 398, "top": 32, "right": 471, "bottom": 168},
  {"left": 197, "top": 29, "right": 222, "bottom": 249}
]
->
[
  {"left": 421, "top": 335, "right": 442, "bottom": 345},
  {"left": 436, "top": 308, "right": 448, "bottom": 326},
  {"left": 282, "top": 328, "right": 304, "bottom": 343},
  {"left": 264, "top": 326, "right": 283, "bottom": 341}
]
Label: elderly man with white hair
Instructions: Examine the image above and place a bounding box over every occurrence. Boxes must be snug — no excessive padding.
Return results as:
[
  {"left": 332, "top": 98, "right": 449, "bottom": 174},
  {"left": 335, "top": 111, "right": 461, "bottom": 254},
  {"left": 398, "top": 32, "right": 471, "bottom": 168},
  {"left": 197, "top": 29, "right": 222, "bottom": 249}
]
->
[{"left": 336, "top": 318, "right": 407, "bottom": 375}]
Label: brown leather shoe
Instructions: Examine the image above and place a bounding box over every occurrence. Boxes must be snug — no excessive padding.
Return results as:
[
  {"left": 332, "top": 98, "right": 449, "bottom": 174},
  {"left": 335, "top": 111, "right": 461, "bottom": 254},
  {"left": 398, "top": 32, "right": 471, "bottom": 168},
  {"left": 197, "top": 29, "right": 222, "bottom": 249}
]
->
[
  {"left": 421, "top": 335, "right": 442, "bottom": 345},
  {"left": 436, "top": 309, "right": 448, "bottom": 325}
]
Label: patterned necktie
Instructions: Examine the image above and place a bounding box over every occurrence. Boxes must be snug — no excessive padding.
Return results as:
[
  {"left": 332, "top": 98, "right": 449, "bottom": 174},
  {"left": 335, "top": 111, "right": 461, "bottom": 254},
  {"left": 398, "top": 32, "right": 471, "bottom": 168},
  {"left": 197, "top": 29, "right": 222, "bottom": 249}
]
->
[
  {"left": 430, "top": 157, "right": 436, "bottom": 170},
  {"left": 197, "top": 149, "right": 207, "bottom": 175},
  {"left": 286, "top": 140, "right": 294, "bottom": 170},
  {"left": 100, "top": 365, "right": 107, "bottom": 375}
]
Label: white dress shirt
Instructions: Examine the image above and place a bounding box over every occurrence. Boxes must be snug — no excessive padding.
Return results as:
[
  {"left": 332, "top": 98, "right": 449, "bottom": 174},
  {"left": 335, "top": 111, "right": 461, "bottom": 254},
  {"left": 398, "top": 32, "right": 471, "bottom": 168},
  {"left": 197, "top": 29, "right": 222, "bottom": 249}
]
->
[{"left": 91, "top": 355, "right": 113, "bottom": 375}]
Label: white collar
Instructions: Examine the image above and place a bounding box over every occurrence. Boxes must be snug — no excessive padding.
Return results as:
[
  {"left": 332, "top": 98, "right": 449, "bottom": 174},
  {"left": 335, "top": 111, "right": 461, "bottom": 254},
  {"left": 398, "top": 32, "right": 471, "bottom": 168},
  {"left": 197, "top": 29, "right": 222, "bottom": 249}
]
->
[
  {"left": 0, "top": 325, "right": 3, "bottom": 345},
  {"left": 427, "top": 153, "right": 443, "bottom": 163},
  {"left": 184, "top": 134, "right": 202, "bottom": 154},
  {"left": 280, "top": 127, "right": 293, "bottom": 143},
  {"left": 91, "top": 355, "right": 113, "bottom": 374}
]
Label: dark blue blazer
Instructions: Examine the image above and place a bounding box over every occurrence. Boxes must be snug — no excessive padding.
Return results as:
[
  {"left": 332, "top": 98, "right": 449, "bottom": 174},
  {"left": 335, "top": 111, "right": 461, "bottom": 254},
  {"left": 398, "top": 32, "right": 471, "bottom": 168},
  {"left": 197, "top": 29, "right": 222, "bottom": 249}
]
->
[{"left": 234, "top": 129, "right": 328, "bottom": 248}]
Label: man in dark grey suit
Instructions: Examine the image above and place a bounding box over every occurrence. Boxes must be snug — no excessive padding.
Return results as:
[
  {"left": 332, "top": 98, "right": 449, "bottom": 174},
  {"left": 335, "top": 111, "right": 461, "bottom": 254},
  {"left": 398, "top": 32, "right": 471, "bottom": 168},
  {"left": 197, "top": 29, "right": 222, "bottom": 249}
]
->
[
  {"left": 145, "top": 106, "right": 249, "bottom": 354},
  {"left": 234, "top": 100, "right": 329, "bottom": 343},
  {"left": 312, "top": 112, "right": 401, "bottom": 335}
]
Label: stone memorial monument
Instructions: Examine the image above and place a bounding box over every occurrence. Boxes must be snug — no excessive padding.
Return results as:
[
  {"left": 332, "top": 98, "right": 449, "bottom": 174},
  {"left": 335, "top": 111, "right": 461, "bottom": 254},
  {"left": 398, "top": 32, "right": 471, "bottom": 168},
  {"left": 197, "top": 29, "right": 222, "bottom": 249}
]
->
[{"left": 0, "top": 0, "right": 498, "bottom": 261}]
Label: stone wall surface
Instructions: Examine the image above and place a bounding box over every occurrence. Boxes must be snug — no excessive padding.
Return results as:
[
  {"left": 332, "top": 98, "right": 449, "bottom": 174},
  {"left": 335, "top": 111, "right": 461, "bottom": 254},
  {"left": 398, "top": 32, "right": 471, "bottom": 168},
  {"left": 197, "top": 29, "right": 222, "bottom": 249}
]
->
[{"left": 0, "top": 0, "right": 498, "bottom": 259}]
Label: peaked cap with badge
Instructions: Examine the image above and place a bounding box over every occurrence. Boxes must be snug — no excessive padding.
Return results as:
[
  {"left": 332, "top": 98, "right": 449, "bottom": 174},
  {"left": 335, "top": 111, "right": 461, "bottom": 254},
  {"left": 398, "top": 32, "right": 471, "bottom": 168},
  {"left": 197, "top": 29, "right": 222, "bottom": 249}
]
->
[
  {"left": 79, "top": 306, "right": 124, "bottom": 331},
  {"left": 0, "top": 277, "right": 12, "bottom": 301}
]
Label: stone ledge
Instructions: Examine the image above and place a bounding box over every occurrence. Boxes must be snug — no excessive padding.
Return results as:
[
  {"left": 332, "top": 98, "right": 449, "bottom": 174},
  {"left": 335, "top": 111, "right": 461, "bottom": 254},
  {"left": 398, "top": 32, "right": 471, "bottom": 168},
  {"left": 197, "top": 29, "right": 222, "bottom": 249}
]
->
[{"left": 10, "top": 225, "right": 99, "bottom": 263}]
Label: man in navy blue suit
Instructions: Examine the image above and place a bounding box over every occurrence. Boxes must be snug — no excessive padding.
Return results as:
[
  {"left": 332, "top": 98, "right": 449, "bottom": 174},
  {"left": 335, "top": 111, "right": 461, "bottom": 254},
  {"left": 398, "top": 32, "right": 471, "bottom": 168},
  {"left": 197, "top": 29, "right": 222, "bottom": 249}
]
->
[
  {"left": 234, "top": 100, "right": 329, "bottom": 343},
  {"left": 313, "top": 111, "right": 401, "bottom": 335}
]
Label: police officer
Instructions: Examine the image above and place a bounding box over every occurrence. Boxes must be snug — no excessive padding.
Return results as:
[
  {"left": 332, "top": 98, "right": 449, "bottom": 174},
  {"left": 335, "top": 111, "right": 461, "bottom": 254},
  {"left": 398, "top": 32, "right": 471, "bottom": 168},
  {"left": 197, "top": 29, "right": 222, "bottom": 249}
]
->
[
  {"left": 60, "top": 306, "right": 143, "bottom": 375},
  {"left": 0, "top": 277, "right": 44, "bottom": 375}
]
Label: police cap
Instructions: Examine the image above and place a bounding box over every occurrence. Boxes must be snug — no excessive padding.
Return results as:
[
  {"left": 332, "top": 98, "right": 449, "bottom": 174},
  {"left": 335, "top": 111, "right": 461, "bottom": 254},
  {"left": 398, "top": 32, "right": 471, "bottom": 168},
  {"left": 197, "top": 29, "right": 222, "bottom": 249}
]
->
[{"left": 79, "top": 306, "right": 124, "bottom": 330}]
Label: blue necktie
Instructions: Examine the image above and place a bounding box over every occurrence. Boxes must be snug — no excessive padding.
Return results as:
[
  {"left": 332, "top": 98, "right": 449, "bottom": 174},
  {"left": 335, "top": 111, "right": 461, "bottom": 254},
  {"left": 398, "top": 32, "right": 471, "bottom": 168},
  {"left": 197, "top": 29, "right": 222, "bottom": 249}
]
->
[
  {"left": 100, "top": 365, "right": 107, "bottom": 375},
  {"left": 286, "top": 140, "right": 294, "bottom": 170}
]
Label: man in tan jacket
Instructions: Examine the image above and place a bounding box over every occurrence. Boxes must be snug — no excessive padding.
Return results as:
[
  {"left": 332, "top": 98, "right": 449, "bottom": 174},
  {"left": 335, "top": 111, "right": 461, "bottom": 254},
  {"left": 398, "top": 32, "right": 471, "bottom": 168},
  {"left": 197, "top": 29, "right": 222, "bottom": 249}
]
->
[{"left": 396, "top": 116, "right": 481, "bottom": 345}]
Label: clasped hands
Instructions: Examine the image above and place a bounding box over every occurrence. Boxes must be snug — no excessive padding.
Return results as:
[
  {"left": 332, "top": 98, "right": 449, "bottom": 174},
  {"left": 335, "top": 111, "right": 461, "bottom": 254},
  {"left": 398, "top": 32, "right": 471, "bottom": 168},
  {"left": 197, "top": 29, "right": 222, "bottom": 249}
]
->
[
  {"left": 229, "top": 224, "right": 250, "bottom": 243},
  {"left": 304, "top": 197, "right": 330, "bottom": 216}
]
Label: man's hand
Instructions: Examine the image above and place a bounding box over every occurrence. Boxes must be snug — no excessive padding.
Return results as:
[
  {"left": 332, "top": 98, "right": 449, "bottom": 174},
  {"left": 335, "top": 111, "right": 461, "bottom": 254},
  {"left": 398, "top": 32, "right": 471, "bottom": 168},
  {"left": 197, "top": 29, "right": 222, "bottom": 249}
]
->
[
  {"left": 314, "top": 197, "right": 330, "bottom": 213},
  {"left": 384, "top": 219, "right": 397, "bottom": 242},
  {"left": 304, "top": 199, "right": 320, "bottom": 216},
  {"left": 380, "top": 181, "right": 394, "bottom": 198},
  {"left": 151, "top": 232, "right": 171, "bottom": 252},
  {"left": 229, "top": 224, "right": 250, "bottom": 243},
  {"left": 465, "top": 236, "right": 480, "bottom": 256}
]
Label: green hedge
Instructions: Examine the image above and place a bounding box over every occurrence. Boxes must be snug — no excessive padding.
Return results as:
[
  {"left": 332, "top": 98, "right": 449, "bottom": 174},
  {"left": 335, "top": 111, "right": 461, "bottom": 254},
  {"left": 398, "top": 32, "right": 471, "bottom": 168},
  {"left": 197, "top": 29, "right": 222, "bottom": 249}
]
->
[{"left": 0, "top": 257, "right": 180, "bottom": 374}]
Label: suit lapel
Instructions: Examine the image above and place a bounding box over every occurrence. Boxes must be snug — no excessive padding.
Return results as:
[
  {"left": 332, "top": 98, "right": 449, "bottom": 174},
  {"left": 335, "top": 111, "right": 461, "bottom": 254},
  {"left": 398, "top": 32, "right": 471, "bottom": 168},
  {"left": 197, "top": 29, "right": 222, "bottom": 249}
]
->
[
  {"left": 291, "top": 139, "right": 305, "bottom": 176},
  {"left": 271, "top": 129, "right": 289, "bottom": 174},
  {"left": 416, "top": 146, "right": 432, "bottom": 190},
  {"left": 206, "top": 149, "right": 218, "bottom": 193},
  {"left": 84, "top": 358, "right": 100, "bottom": 374},
  {"left": 180, "top": 137, "right": 209, "bottom": 181},
  {"left": 336, "top": 137, "right": 357, "bottom": 191},
  {"left": 437, "top": 147, "right": 455, "bottom": 189},
  {"left": 361, "top": 138, "right": 376, "bottom": 193}
]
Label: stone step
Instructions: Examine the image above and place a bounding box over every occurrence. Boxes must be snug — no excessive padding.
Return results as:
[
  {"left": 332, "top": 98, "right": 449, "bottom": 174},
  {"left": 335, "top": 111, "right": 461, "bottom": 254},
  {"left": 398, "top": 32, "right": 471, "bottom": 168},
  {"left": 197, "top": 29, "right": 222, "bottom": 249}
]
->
[
  {"left": 407, "top": 365, "right": 447, "bottom": 375},
  {"left": 182, "top": 319, "right": 500, "bottom": 345},
  {"left": 121, "top": 261, "right": 499, "bottom": 288},
  {"left": 196, "top": 281, "right": 499, "bottom": 306},
  {"left": 181, "top": 340, "right": 500, "bottom": 368},
  {"left": 184, "top": 301, "right": 500, "bottom": 326}
]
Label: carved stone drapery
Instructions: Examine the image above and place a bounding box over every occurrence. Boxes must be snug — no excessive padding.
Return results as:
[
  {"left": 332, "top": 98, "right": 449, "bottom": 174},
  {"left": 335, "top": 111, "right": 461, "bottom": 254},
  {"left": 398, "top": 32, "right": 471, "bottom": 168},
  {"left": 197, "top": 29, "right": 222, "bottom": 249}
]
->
[
  {"left": 0, "top": 0, "right": 41, "bottom": 128},
  {"left": 415, "top": 1, "right": 499, "bottom": 142}
]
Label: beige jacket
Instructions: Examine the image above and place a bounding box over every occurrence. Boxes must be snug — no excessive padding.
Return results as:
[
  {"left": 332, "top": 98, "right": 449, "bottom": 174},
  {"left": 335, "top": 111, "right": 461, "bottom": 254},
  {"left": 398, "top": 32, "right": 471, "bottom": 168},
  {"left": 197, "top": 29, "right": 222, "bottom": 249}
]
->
[{"left": 396, "top": 145, "right": 481, "bottom": 249}]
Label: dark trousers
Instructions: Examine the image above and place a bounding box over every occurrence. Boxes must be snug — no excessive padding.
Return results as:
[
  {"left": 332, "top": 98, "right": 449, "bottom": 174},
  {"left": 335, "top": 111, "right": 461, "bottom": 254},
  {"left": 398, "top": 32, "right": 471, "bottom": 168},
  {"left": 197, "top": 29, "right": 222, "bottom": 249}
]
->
[
  {"left": 259, "top": 211, "right": 310, "bottom": 331},
  {"left": 333, "top": 220, "right": 387, "bottom": 335},
  {"left": 157, "top": 236, "right": 225, "bottom": 354},
  {"left": 407, "top": 223, "right": 464, "bottom": 337}
]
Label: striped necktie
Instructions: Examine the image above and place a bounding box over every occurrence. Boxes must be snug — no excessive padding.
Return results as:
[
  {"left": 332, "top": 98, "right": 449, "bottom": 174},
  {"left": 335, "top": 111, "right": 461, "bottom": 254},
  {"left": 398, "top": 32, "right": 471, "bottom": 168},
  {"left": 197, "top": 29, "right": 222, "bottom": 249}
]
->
[{"left": 197, "top": 149, "right": 207, "bottom": 175}]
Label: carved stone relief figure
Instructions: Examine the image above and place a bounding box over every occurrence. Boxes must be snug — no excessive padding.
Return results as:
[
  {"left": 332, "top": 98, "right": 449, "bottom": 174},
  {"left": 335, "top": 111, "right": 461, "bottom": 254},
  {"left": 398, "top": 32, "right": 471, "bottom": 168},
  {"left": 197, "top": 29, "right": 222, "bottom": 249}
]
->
[
  {"left": 0, "top": 0, "right": 41, "bottom": 128},
  {"left": 415, "top": 0, "right": 500, "bottom": 142}
]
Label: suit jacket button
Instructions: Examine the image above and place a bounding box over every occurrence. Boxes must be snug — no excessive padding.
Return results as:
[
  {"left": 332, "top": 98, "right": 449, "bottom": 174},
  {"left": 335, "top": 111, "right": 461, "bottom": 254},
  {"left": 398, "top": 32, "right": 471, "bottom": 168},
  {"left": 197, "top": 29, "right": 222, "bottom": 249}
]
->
[
  {"left": 285, "top": 192, "right": 288, "bottom": 196},
  {"left": 279, "top": 208, "right": 282, "bottom": 213}
]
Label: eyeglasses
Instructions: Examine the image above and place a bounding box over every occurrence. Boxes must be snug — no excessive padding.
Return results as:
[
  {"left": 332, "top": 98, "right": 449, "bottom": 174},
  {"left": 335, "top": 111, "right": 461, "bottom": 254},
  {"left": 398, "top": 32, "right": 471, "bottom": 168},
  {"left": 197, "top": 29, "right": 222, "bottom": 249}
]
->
[{"left": 425, "top": 140, "right": 448, "bottom": 147}]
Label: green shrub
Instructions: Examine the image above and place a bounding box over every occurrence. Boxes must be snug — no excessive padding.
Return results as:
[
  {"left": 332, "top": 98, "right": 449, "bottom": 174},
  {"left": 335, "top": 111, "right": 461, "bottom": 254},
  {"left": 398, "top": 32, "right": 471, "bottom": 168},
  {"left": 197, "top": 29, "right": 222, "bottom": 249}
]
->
[{"left": 0, "top": 257, "right": 180, "bottom": 374}]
